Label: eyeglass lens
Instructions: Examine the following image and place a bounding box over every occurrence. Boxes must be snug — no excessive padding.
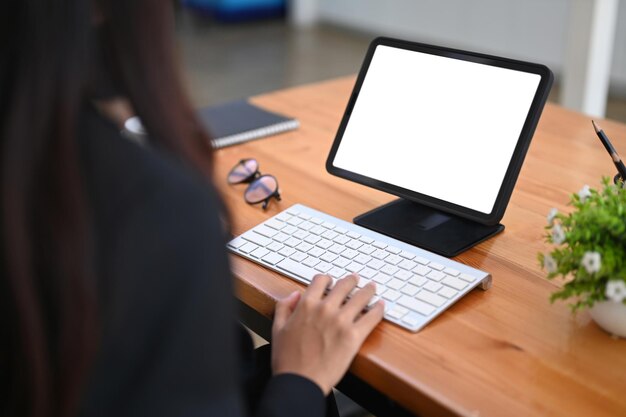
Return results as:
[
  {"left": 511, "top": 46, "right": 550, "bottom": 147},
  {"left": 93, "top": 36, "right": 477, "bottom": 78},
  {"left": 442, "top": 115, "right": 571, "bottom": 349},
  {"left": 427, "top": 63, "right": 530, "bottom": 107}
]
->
[
  {"left": 244, "top": 175, "right": 279, "bottom": 204},
  {"left": 228, "top": 159, "right": 259, "bottom": 184}
]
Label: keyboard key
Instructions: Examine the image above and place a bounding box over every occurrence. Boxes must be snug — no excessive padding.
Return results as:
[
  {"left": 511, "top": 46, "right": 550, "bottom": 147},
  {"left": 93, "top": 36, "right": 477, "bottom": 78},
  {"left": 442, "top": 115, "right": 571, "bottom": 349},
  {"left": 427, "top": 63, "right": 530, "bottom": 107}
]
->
[
  {"left": 346, "top": 239, "right": 363, "bottom": 250},
  {"left": 444, "top": 267, "right": 460, "bottom": 277},
  {"left": 387, "top": 278, "right": 405, "bottom": 290},
  {"left": 310, "top": 225, "right": 326, "bottom": 235},
  {"left": 316, "top": 239, "right": 333, "bottom": 249},
  {"left": 372, "top": 241, "right": 388, "bottom": 249},
  {"left": 398, "top": 296, "right": 436, "bottom": 316},
  {"left": 356, "top": 276, "right": 371, "bottom": 288},
  {"left": 373, "top": 273, "right": 391, "bottom": 285},
  {"left": 387, "top": 307, "right": 408, "bottom": 320},
  {"left": 424, "top": 281, "right": 443, "bottom": 292},
  {"left": 439, "top": 287, "right": 458, "bottom": 299},
  {"left": 415, "top": 256, "right": 430, "bottom": 265},
  {"left": 333, "top": 257, "right": 350, "bottom": 268},
  {"left": 386, "top": 246, "right": 402, "bottom": 255},
  {"left": 286, "top": 208, "right": 300, "bottom": 216},
  {"left": 402, "top": 314, "right": 421, "bottom": 327},
  {"left": 340, "top": 249, "right": 359, "bottom": 259},
  {"left": 398, "top": 259, "right": 417, "bottom": 271},
  {"left": 413, "top": 265, "right": 431, "bottom": 276},
  {"left": 305, "top": 234, "right": 321, "bottom": 245},
  {"left": 290, "top": 251, "right": 307, "bottom": 262},
  {"left": 329, "top": 243, "right": 345, "bottom": 254},
  {"left": 255, "top": 225, "right": 278, "bottom": 238},
  {"left": 243, "top": 232, "right": 272, "bottom": 247},
  {"left": 322, "top": 230, "right": 339, "bottom": 240},
  {"left": 282, "top": 225, "right": 298, "bottom": 235},
  {"left": 315, "top": 261, "right": 332, "bottom": 273},
  {"left": 359, "top": 267, "right": 377, "bottom": 279},
  {"left": 308, "top": 246, "right": 325, "bottom": 258},
  {"left": 334, "top": 226, "right": 348, "bottom": 234},
  {"left": 346, "top": 262, "right": 364, "bottom": 273},
  {"left": 265, "top": 219, "right": 285, "bottom": 230},
  {"left": 320, "top": 252, "right": 338, "bottom": 263},
  {"left": 427, "top": 270, "right": 446, "bottom": 282},
  {"left": 284, "top": 237, "right": 301, "bottom": 247},
  {"left": 322, "top": 221, "right": 336, "bottom": 229},
  {"left": 278, "top": 246, "right": 295, "bottom": 257},
  {"left": 359, "top": 236, "right": 375, "bottom": 244},
  {"left": 442, "top": 276, "right": 468, "bottom": 290},
  {"left": 310, "top": 217, "right": 323, "bottom": 224},
  {"left": 276, "top": 258, "right": 317, "bottom": 283},
  {"left": 346, "top": 231, "right": 361, "bottom": 239},
  {"left": 358, "top": 244, "right": 376, "bottom": 255},
  {"left": 251, "top": 247, "right": 270, "bottom": 259},
  {"left": 240, "top": 242, "right": 259, "bottom": 254},
  {"left": 372, "top": 249, "right": 388, "bottom": 260},
  {"left": 292, "top": 229, "right": 308, "bottom": 240},
  {"left": 380, "top": 264, "right": 399, "bottom": 276},
  {"left": 227, "top": 237, "right": 247, "bottom": 249},
  {"left": 262, "top": 252, "right": 284, "bottom": 265},
  {"left": 394, "top": 270, "right": 413, "bottom": 281},
  {"left": 400, "top": 284, "right": 419, "bottom": 296},
  {"left": 275, "top": 212, "right": 291, "bottom": 221},
  {"left": 287, "top": 217, "right": 303, "bottom": 226},
  {"left": 399, "top": 251, "right": 416, "bottom": 260},
  {"left": 273, "top": 232, "right": 289, "bottom": 243},
  {"left": 429, "top": 262, "right": 445, "bottom": 271},
  {"left": 385, "top": 254, "right": 403, "bottom": 265},
  {"left": 328, "top": 267, "right": 346, "bottom": 278},
  {"left": 303, "top": 257, "right": 320, "bottom": 268},
  {"left": 416, "top": 290, "right": 446, "bottom": 307},
  {"left": 296, "top": 242, "right": 314, "bottom": 253},
  {"left": 298, "top": 213, "right": 312, "bottom": 220},
  {"left": 298, "top": 221, "right": 314, "bottom": 231},
  {"left": 333, "top": 235, "right": 350, "bottom": 245},
  {"left": 459, "top": 273, "right": 477, "bottom": 282},
  {"left": 367, "top": 259, "right": 385, "bottom": 270},
  {"left": 409, "top": 275, "right": 427, "bottom": 287},
  {"left": 267, "top": 241, "right": 283, "bottom": 252},
  {"left": 383, "top": 290, "right": 401, "bottom": 302},
  {"left": 354, "top": 254, "right": 372, "bottom": 265}
]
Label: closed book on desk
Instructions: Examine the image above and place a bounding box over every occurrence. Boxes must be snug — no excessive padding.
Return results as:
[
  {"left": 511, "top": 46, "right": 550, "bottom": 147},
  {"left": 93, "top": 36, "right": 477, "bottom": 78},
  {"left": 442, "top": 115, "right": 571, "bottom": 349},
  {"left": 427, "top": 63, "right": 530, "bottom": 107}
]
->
[{"left": 198, "top": 100, "right": 299, "bottom": 149}]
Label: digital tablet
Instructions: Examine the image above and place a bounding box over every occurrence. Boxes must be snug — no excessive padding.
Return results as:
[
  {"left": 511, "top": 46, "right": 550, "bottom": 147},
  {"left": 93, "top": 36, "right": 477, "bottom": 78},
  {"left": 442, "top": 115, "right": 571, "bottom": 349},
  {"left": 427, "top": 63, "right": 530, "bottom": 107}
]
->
[{"left": 326, "top": 37, "right": 553, "bottom": 226}]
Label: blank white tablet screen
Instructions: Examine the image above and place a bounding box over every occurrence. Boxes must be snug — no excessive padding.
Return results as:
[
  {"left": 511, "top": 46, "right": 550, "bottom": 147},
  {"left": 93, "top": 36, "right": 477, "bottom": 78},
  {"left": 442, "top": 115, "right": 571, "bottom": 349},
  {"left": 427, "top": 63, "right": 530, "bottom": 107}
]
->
[{"left": 332, "top": 45, "right": 541, "bottom": 214}]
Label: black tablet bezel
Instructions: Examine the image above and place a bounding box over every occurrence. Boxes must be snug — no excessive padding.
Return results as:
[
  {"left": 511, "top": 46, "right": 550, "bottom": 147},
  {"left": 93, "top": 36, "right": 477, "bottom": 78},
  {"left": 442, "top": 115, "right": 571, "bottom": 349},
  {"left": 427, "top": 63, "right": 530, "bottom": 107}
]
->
[{"left": 325, "top": 37, "right": 553, "bottom": 226}]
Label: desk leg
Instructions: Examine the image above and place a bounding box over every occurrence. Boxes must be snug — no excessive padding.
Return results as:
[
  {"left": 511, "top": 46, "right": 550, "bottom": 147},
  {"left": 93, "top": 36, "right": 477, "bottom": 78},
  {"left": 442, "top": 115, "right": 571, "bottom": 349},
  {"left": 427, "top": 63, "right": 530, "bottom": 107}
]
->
[
  {"left": 237, "top": 299, "right": 416, "bottom": 417},
  {"left": 561, "top": 0, "right": 619, "bottom": 118}
]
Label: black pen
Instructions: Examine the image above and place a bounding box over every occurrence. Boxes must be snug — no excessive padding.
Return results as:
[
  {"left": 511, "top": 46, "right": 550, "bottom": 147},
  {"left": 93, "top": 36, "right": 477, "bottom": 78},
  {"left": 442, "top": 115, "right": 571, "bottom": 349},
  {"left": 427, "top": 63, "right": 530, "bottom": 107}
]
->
[{"left": 592, "top": 120, "right": 626, "bottom": 181}]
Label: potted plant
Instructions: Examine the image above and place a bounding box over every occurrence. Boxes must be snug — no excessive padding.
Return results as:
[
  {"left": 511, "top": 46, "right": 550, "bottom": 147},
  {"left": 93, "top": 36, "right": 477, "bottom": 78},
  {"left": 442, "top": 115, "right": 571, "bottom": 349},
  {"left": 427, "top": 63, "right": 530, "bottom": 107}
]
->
[{"left": 539, "top": 178, "right": 626, "bottom": 337}]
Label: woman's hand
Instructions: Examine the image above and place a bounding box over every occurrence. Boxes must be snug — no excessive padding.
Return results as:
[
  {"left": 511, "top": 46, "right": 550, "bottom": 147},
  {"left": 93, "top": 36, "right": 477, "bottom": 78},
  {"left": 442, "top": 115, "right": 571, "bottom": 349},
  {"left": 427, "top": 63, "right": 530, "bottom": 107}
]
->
[{"left": 271, "top": 274, "right": 385, "bottom": 395}]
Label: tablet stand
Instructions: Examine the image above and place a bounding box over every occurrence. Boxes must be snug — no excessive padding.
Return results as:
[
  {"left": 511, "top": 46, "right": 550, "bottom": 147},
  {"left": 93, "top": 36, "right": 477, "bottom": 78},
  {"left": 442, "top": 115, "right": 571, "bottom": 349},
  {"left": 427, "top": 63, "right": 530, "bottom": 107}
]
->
[{"left": 354, "top": 199, "right": 504, "bottom": 257}]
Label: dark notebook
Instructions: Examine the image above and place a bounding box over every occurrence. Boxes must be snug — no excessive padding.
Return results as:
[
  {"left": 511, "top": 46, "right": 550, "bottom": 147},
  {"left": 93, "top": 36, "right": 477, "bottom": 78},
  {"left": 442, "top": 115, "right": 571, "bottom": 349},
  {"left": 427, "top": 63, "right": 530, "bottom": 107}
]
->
[{"left": 197, "top": 100, "right": 299, "bottom": 149}]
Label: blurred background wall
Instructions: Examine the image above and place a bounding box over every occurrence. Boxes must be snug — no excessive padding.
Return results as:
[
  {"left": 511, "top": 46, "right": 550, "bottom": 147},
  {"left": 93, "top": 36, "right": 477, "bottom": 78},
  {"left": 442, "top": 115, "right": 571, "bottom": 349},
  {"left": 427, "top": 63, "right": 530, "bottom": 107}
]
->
[{"left": 177, "top": 0, "right": 626, "bottom": 123}]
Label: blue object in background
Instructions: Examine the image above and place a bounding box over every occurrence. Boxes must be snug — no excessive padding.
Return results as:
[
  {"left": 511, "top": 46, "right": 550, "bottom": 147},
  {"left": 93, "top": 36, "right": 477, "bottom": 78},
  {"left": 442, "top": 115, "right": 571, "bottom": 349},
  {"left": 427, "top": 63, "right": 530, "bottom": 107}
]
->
[{"left": 182, "top": 0, "right": 286, "bottom": 22}]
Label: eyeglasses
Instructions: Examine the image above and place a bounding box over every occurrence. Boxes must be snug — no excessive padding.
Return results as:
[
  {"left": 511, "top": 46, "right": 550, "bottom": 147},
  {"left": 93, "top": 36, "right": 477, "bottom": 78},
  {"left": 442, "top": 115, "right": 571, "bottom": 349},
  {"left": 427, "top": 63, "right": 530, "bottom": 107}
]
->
[{"left": 227, "top": 158, "right": 281, "bottom": 210}]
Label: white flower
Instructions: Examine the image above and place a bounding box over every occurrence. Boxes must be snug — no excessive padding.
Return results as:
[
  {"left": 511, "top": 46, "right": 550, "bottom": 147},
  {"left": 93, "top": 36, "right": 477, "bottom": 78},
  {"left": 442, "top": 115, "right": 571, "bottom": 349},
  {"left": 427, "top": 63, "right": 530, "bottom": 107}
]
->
[
  {"left": 581, "top": 251, "right": 601, "bottom": 274},
  {"left": 578, "top": 185, "right": 592, "bottom": 202},
  {"left": 547, "top": 208, "right": 558, "bottom": 225},
  {"left": 605, "top": 280, "right": 626, "bottom": 303},
  {"left": 551, "top": 224, "right": 565, "bottom": 244},
  {"left": 543, "top": 254, "right": 557, "bottom": 273}
]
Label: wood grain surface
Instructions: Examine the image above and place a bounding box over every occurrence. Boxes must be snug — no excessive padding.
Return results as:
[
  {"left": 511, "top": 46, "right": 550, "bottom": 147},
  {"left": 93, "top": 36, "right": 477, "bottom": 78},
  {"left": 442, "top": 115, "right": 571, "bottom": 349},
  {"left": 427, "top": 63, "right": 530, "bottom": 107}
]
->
[{"left": 213, "top": 76, "right": 626, "bottom": 417}]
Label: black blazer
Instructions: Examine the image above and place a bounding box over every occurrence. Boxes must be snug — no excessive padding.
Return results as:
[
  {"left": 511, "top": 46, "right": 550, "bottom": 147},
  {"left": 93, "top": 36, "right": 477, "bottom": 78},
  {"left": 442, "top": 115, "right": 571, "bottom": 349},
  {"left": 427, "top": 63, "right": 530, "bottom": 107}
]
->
[{"left": 77, "top": 107, "right": 325, "bottom": 417}]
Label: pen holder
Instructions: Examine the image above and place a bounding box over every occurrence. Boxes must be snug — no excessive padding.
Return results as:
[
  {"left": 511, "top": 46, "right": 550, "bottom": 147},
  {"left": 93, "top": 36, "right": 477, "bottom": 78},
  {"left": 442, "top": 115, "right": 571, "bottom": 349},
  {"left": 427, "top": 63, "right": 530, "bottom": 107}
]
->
[{"left": 614, "top": 173, "right": 625, "bottom": 188}]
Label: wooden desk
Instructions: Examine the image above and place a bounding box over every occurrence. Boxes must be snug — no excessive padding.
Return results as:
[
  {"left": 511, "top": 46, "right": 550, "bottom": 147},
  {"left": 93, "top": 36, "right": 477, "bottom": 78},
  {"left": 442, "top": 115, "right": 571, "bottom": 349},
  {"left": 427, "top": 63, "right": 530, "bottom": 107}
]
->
[{"left": 213, "top": 76, "right": 626, "bottom": 417}]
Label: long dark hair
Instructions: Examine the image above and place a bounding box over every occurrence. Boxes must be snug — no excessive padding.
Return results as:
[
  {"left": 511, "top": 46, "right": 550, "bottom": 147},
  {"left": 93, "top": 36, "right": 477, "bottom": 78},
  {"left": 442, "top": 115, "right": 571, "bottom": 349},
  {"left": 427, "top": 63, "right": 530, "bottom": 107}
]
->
[{"left": 0, "top": 1, "right": 213, "bottom": 416}]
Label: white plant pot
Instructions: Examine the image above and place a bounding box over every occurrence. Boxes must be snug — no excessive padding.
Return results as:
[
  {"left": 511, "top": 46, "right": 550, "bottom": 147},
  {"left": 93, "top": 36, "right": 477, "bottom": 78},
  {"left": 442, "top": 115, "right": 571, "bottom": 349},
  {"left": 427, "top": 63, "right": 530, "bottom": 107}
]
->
[{"left": 589, "top": 301, "right": 626, "bottom": 338}]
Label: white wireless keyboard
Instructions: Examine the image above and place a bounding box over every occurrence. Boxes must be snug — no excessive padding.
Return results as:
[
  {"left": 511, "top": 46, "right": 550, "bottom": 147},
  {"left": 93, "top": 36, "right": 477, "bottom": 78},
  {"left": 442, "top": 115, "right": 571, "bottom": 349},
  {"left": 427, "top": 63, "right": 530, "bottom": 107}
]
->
[{"left": 227, "top": 204, "right": 492, "bottom": 332}]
